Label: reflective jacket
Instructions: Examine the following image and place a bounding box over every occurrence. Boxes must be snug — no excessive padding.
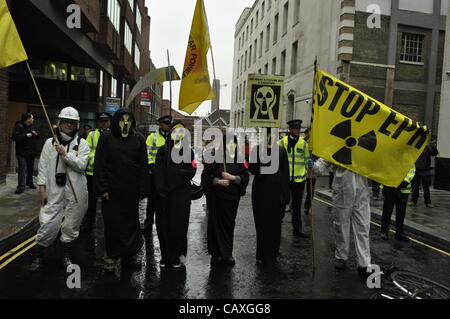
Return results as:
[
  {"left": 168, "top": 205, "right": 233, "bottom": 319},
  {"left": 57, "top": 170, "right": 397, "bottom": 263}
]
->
[
  {"left": 279, "top": 136, "right": 309, "bottom": 183},
  {"left": 86, "top": 129, "right": 101, "bottom": 176},
  {"left": 146, "top": 130, "right": 166, "bottom": 165},
  {"left": 400, "top": 166, "right": 416, "bottom": 194}
]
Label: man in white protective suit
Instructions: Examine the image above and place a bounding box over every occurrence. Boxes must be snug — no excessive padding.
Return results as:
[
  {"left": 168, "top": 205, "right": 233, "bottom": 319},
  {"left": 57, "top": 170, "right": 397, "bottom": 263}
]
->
[
  {"left": 29, "top": 106, "right": 90, "bottom": 272},
  {"left": 308, "top": 158, "right": 371, "bottom": 277}
]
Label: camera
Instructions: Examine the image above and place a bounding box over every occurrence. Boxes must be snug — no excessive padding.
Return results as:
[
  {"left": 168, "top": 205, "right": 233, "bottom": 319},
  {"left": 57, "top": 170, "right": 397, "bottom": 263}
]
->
[{"left": 55, "top": 173, "right": 67, "bottom": 186}]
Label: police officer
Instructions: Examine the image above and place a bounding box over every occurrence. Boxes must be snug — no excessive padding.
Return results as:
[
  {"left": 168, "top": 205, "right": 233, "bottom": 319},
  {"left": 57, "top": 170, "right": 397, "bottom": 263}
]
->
[
  {"left": 279, "top": 120, "right": 310, "bottom": 238},
  {"left": 380, "top": 167, "right": 416, "bottom": 242},
  {"left": 142, "top": 115, "right": 172, "bottom": 232},
  {"left": 80, "top": 112, "right": 112, "bottom": 233}
]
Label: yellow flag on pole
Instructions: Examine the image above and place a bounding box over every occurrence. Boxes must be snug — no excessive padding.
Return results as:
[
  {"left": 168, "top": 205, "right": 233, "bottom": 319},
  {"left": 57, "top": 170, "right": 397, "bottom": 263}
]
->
[
  {"left": 311, "top": 67, "right": 430, "bottom": 187},
  {"left": 179, "top": 0, "right": 215, "bottom": 115},
  {"left": 0, "top": 0, "right": 28, "bottom": 68}
]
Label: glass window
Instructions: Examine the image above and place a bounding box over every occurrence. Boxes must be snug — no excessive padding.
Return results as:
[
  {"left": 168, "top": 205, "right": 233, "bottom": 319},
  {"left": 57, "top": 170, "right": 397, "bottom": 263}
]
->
[
  {"left": 400, "top": 33, "right": 424, "bottom": 63},
  {"left": 128, "top": 0, "right": 134, "bottom": 12},
  {"left": 136, "top": 6, "right": 142, "bottom": 33},
  {"left": 108, "top": 0, "right": 121, "bottom": 33},
  {"left": 135, "top": 43, "right": 141, "bottom": 67},
  {"left": 31, "top": 60, "right": 68, "bottom": 81},
  {"left": 111, "top": 77, "right": 117, "bottom": 97},
  {"left": 99, "top": 70, "right": 104, "bottom": 97},
  {"left": 124, "top": 21, "right": 133, "bottom": 54},
  {"left": 70, "top": 66, "right": 97, "bottom": 83}
]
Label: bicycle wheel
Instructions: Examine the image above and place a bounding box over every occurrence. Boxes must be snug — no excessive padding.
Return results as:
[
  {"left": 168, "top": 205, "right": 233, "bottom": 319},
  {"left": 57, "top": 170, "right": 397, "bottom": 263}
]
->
[{"left": 390, "top": 271, "right": 450, "bottom": 299}]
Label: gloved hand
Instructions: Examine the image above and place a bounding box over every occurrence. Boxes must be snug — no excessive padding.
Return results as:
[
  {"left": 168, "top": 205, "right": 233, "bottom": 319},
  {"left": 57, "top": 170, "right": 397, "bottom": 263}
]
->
[
  {"left": 398, "top": 181, "right": 409, "bottom": 189},
  {"left": 307, "top": 159, "right": 315, "bottom": 169}
]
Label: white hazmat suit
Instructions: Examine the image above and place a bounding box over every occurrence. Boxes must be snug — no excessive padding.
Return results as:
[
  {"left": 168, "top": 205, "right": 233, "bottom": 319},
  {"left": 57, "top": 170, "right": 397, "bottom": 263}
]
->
[
  {"left": 313, "top": 158, "right": 371, "bottom": 268},
  {"left": 36, "top": 135, "right": 89, "bottom": 247}
]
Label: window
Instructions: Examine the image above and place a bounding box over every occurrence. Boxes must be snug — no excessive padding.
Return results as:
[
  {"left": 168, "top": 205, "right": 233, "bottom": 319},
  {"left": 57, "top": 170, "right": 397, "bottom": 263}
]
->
[
  {"left": 246, "top": 26, "right": 249, "bottom": 41},
  {"left": 264, "top": 63, "right": 269, "bottom": 74},
  {"left": 239, "top": 83, "right": 242, "bottom": 101},
  {"left": 236, "top": 86, "right": 239, "bottom": 103},
  {"left": 294, "top": 0, "right": 300, "bottom": 25},
  {"left": 274, "top": 14, "right": 279, "bottom": 43},
  {"left": 107, "top": 0, "right": 121, "bottom": 33},
  {"left": 135, "top": 43, "right": 140, "bottom": 67},
  {"left": 71, "top": 66, "right": 97, "bottom": 83},
  {"left": 400, "top": 33, "right": 424, "bottom": 64},
  {"left": 243, "top": 80, "right": 246, "bottom": 100},
  {"left": 136, "top": 6, "right": 142, "bottom": 33},
  {"left": 244, "top": 51, "right": 248, "bottom": 71},
  {"left": 272, "top": 57, "right": 277, "bottom": 74},
  {"left": 251, "top": 19, "right": 254, "bottom": 34},
  {"left": 266, "top": 24, "right": 270, "bottom": 52},
  {"left": 259, "top": 32, "right": 263, "bottom": 57},
  {"left": 249, "top": 45, "right": 253, "bottom": 68},
  {"left": 238, "top": 37, "right": 241, "bottom": 50},
  {"left": 262, "top": 1, "right": 265, "bottom": 19},
  {"left": 99, "top": 70, "right": 104, "bottom": 96},
  {"left": 283, "top": 1, "right": 289, "bottom": 35},
  {"left": 268, "top": 0, "right": 271, "bottom": 10},
  {"left": 241, "top": 55, "right": 244, "bottom": 74},
  {"left": 256, "top": 11, "right": 259, "bottom": 26},
  {"left": 258, "top": 68, "right": 262, "bottom": 74},
  {"left": 254, "top": 39, "right": 258, "bottom": 63},
  {"left": 111, "top": 76, "right": 117, "bottom": 97},
  {"left": 124, "top": 21, "right": 133, "bottom": 54},
  {"left": 237, "top": 59, "right": 240, "bottom": 77},
  {"left": 281, "top": 50, "right": 286, "bottom": 75},
  {"left": 128, "top": 0, "right": 134, "bottom": 12},
  {"left": 291, "top": 41, "right": 298, "bottom": 74}
]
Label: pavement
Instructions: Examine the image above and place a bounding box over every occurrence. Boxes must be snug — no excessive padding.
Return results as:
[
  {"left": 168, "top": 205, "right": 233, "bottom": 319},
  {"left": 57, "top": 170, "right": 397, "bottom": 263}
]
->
[
  {"left": 0, "top": 174, "right": 40, "bottom": 254},
  {"left": 315, "top": 181, "right": 450, "bottom": 252}
]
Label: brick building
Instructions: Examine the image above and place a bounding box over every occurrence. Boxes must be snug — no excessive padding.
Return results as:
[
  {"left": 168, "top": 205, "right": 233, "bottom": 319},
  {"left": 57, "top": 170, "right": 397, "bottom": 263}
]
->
[{"left": 0, "top": 0, "right": 154, "bottom": 184}]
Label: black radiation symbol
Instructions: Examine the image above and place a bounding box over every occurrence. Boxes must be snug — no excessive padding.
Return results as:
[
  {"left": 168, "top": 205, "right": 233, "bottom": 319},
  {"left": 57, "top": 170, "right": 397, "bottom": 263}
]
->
[{"left": 330, "top": 120, "right": 377, "bottom": 165}]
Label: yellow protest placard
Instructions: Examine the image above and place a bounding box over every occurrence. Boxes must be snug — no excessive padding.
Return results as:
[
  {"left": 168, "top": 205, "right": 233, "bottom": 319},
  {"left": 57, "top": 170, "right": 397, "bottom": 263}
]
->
[
  {"left": 311, "top": 67, "right": 430, "bottom": 187},
  {"left": 245, "top": 74, "right": 284, "bottom": 128}
]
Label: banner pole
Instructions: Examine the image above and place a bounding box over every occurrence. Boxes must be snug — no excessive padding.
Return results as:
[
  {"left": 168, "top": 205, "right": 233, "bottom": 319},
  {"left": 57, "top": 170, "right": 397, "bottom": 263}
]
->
[
  {"left": 25, "top": 61, "right": 78, "bottom": 203},
  {"left": 167, "top": 50, "right": 173, "bottom": 118}
]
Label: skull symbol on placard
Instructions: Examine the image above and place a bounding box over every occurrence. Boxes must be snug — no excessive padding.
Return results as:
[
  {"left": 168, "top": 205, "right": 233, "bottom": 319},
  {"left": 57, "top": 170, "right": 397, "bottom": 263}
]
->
[{"left": 253, "top": 86, "right": 277, "bottom": 120}]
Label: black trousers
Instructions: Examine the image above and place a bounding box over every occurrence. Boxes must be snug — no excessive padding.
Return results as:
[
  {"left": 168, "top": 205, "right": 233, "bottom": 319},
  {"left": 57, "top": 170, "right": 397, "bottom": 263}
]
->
[
  {"left": 411, "top": 174, "right": 431, "bottom": 204},
  {"left": 381, "top": 187, "right": 409, "bottom": 236},
  {"left": 290, "top": 181, "right": 306, "bottom": 232},
  {"left": 328, "top": 172, "right": 334, "bottom": 190},
  {"left": 372, "top": 181, "right": 380, "bottom": 197},
  {"left": 17, "top": 155, "right": 34, "bottom": 188},
  {"left": 304, "top": 177, "right": 316, "bottom": 211},
  {"left": 84, "top": 174, "right": 98, "bottom": 225},
  {"left": 145, "top": 174, "right": 156, "bottom": 226}
]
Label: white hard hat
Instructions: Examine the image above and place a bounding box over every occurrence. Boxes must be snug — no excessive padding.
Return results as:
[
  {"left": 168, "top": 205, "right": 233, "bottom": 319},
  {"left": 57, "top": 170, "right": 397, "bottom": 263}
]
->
[{"left": 58, "top": 106, "right": 80, "bottom": 121}]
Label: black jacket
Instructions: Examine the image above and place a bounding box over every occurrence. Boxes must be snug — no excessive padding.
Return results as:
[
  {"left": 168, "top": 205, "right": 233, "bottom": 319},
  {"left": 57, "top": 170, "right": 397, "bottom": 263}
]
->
[
  {"left": 11, "top": 121, "right": 38, "bottom": 156},
  {"left": 415, "top": 144, "right": 439, "bottom": 172}
]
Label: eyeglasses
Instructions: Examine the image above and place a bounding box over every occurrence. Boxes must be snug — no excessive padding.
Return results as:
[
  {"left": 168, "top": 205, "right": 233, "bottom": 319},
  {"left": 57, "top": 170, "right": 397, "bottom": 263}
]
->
[{"left": 61, "top": 120, "right": 78, "bottom": 126}]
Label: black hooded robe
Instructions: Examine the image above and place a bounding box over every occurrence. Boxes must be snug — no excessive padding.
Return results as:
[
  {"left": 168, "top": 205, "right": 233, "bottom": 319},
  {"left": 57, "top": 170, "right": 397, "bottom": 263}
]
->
[
  {"left": 153, "top": 140, "right": 197, "bottom": 265},
  {"left": 202, "top": 157, "right": 249, "bottom": 261},
  {"left": 94, "top": 109, "right": 148, "bottom": 258},
  {"left": 248, "top": 146, "right": 290, "bottom": 264}
]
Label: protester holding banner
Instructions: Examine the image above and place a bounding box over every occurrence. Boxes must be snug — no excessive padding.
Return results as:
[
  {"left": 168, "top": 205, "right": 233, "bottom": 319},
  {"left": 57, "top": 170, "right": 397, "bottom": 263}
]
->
[
  {"left": 278, "top": 120, "right": 310, "bottom": 238},
  {"left": 154, "top": 121, "right": 197, "bottom": 269},
  {"left": 381, "top": 167, "right": 416, "bottom": 242},
  {"left": 201, "top": 135, "right": 249, "bottom": 266},
  {"left": 249, "top": 139, "right": 290, "bottom": 264}
]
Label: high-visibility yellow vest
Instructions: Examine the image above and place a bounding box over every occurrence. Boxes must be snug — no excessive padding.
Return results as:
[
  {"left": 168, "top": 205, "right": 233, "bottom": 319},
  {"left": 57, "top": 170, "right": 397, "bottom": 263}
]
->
[
  {"left": 400, "top": 166, "right": 416, "bottom": 194},
  {"left": 279, "top": 136, "right": 310, "bottom": 183},
  {"left": 146, "top": 130, "right": 166, "bottom": 165},
  {"left": 86, "top": 129, "right": 101, "bottom": 176}
]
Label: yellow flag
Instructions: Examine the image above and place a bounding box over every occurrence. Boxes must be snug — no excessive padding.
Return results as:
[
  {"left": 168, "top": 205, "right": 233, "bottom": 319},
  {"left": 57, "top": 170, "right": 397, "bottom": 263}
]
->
[
  {"left": 0, "top": 0, "right": 28, "bottom": 68},
  {"left": 311, "top": 67, "right": 430, "bottom": 187},
  {"left": 179, "top": 0, "right": 215, "bottom": 115}
]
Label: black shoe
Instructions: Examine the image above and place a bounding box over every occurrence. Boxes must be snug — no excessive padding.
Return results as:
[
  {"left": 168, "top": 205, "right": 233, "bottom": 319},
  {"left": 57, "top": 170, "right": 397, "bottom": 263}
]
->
[
  {"left": 304, "top": 208, "right": 310, "bottom": 215},
  {"left": 222, "top": 257, "right": 236, "bottom": 266},
  {"left": 380, "top": 232, "right": 388, "bottom": 240},
  {"left": 425, "top": 203, "right": 434, "bottom": 208},
  {"left": 103, "top": 256, "right": 120, "bottom": 273},
  {"left": 293, "top": 230, "right": 309, "bottom": 238},
  {"left": 15, "top": 187, "right": 25, "bottom": 194},
  {"left": 334, "top": 258, "right": 346, "bottom": 270},
  {"left": 395, "top": 234, "right": 410, "bottom": 242},
  {"left": 122, "top": 254, "right": 142, "bottom": 268},
  {"left": 141, "top": 222, "right": 153, "bottom": 234},
  {"left": 210, "top": 256, "right": 221, "bottom": 266},
  {"left": 27, "top": 184, "right": 36, "bottom": 189}
]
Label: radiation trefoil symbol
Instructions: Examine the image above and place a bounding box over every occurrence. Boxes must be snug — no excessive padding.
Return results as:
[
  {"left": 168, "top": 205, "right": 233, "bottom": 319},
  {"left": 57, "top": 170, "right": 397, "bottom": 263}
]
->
[{"left": 330, "top": 120, "right": 377, "bottom": 165}]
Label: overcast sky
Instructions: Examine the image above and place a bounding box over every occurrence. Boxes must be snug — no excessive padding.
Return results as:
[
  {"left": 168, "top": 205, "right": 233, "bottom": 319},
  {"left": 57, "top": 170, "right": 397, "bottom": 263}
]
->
[{"left": 145, "top": 0, "right": 255, "bottom": 116}]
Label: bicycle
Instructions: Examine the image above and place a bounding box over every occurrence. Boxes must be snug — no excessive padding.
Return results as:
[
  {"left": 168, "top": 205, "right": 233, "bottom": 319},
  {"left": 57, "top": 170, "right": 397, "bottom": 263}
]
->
[{"left": 370, "top": 266, "right": 450, "bottom": 299}]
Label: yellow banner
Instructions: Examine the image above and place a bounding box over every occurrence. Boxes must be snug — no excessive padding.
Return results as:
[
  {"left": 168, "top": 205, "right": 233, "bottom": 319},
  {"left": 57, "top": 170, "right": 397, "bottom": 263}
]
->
[
  {"left": 311, "top": 67, "right": 430, "bottom": 187},
  {"left": 178, "top": 0, "right": 215, "bottom": 115},
  {"left": 245, "top": 74, "right": 284, "bottom": 128},
  {"left": 0, "top": 0, "right": 28, "bottom": 68}
]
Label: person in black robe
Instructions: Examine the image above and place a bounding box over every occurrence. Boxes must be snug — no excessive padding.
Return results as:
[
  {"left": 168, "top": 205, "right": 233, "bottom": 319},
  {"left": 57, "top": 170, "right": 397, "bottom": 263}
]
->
[
  {"left": 248, "top": 140, "right": 290, "bottom": 264},
  {"left": 201, "top": 135, "right": 250, "bottom": 266},
  {"left": 94, "top": 109, "right": 149, "bottom": 272},
  {"left": 153, "top": 121, "right": 197, "bottom": 269}
]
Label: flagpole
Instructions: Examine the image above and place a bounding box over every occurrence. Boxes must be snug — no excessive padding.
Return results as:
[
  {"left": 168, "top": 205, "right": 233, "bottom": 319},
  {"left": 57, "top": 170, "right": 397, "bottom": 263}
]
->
[
  {"left": 167, "top": 50, "right": 173, "bottom": 118},
  {"left": 25, "top": 61, "right": 78, "bottom": 203}
]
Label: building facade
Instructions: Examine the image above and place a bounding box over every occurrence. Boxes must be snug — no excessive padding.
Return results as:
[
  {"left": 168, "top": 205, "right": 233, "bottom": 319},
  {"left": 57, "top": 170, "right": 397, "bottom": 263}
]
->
[
  {"left": 0, "top": 0, "right": 154, "bottom": 184},
  {"left": 231, "top": 0, "right": 447, "bottom": 137}
]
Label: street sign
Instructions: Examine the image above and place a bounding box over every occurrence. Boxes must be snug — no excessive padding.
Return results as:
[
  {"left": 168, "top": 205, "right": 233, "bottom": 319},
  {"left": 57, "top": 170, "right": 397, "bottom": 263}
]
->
[
  {"left": 245, "top": 74, "right": 284, "bottom": 128},
  {"left": 140, "top": 91, "right": 152, "bottom": 107},
  {"left": 104, "top": 97, "right": 121, "bottom": 114}
]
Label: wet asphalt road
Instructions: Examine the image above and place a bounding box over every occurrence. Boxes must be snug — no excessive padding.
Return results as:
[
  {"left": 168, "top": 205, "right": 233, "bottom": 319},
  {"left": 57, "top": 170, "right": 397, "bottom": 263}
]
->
[{"left": 0, "top": 176, "right": 449, "bottom": 299}]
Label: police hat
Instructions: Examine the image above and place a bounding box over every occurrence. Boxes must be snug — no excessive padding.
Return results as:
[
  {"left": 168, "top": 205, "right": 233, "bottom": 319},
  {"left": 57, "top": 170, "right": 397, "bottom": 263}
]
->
[
  {"left": 158, "top": 115, "right": 173, "bottom": 124},
  {"left": 97, "top": 112, "right": 112, "bottom": 121},
  {"left": 287, "top": 119, "right": 303, "bottom": 129}
]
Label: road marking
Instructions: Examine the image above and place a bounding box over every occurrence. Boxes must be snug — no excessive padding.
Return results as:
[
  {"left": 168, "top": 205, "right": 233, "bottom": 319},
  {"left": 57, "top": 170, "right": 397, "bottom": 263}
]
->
[
  {"left": 313, "top": 196, "right": 450, "bottom": 257},
  {"left": 0, "top": 235, "right": 36, "bottom": 263},
  {"left": 0, "top": 241, "right": 36, "bottom": 270}
]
